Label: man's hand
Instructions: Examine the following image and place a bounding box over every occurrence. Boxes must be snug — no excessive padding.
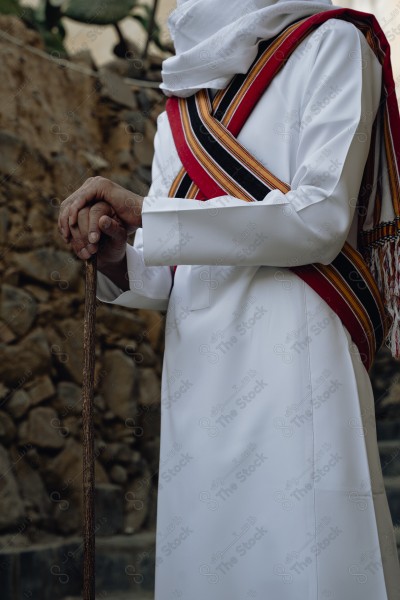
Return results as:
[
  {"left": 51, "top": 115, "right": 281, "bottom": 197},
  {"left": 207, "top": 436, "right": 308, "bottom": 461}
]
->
[
  {"left": 58, "top": 176, "right": 143, "bottom": 245},
  {"left": 64, "top": 201, "right": 129, "bottom": 270}
]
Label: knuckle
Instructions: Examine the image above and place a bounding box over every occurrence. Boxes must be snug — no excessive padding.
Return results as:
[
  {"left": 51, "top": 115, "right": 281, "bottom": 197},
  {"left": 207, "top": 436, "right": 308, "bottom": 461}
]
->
[
  {"left": 92, "top": 175, "right": 107, "bottom": 187},
  {"left": 98, "top": 176, "right": 112, "bottom": 191},
  {"left": 90, "top": 201, "right": 104, "bottom": 214}
]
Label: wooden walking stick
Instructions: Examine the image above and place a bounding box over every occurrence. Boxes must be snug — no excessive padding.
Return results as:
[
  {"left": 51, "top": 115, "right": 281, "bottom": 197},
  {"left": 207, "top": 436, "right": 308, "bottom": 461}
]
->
[{"left": 82, "top": 253, "right": 97, "bottom": 600}]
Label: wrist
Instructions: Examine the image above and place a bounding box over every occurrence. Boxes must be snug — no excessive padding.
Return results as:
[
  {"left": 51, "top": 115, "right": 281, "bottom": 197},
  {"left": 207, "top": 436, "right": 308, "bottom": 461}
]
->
[
  {"left": 98, "top": 253, "right": 129, "bottom": 292},
  {"left": 98, "top": 252, "right": 125, "bottom": 270}
]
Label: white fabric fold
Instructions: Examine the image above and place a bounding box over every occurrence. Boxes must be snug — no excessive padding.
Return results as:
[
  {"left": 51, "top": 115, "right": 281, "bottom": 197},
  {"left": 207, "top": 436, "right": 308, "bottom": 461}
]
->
[
  {"left": 96, "top": 230, "right": 172, "bottom": 310},
  {"left": 161, "top": 0, "right": 342, "bottom": 97}
]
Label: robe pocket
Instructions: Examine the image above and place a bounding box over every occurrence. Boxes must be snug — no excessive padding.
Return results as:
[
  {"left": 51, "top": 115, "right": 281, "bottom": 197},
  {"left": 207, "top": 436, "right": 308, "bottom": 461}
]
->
[{"left": 189, "top": 265, "right": 211, "bottom": 310}]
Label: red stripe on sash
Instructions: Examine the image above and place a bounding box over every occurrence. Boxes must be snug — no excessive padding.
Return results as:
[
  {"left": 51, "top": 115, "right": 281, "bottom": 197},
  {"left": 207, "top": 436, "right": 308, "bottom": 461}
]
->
[
  {"left": 293, "top": 264, "right": 371, "bottom": 366},
  {"left": 167, "top": 97, "right": 226, "bottom": 199}
]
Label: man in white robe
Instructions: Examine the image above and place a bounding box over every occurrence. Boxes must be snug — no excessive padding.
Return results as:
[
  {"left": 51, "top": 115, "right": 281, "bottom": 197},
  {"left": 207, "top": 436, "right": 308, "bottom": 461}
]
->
[{"left": 59, "top": 1, "right": 400, "bottom": 598}]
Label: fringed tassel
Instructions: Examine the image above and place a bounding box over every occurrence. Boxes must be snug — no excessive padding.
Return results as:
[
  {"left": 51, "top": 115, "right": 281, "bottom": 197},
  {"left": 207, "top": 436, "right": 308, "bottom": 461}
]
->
[{"left": 367, "top": 236, "right": 400, "bottom": 359}]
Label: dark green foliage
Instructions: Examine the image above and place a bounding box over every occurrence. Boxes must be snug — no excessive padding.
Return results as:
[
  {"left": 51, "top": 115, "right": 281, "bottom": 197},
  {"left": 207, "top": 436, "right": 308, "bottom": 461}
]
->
[{"left": 0, "top": 0, "right": 172, "bottom": 59}]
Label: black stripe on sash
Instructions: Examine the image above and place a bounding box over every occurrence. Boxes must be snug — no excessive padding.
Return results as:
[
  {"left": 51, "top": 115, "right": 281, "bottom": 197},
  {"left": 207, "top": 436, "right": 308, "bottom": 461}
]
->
[
  {"left": 186, "top": 94, "right": 273, "bottom": 199},
  {"left": 173, "top": 48, "right": 271, "bottom": 198},
  {"left": 174, "top": 23, "right": 301, "bottom": 198},
  {"left": 212, "top": 16, "right": 308, "bottom": 121},
  {"left": 331, "top": 251, "right": 384, "bottom": 352},
  {"left": 176, "top": 172, "right": 194, "bottom": 197},
  {"left": 212, "top": 39, "right": 272, "bottom": 120}
]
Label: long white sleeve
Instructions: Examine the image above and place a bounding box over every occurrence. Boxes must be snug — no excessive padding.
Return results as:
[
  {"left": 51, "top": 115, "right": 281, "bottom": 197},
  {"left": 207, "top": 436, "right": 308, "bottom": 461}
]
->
[{"left": 141, "top": 19, "right": 383, "bottom": 268}]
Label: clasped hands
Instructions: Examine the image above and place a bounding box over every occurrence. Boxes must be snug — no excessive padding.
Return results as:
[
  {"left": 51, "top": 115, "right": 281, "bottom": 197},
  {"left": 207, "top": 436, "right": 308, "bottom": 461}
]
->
[{"left": 58, "top": 176, "right": 144, "bottom": 270}]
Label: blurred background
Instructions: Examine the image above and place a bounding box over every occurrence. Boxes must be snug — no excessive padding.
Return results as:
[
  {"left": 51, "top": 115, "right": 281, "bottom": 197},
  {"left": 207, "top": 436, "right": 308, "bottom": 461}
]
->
[
  {"left": 0, "top": 1, "right": 399, "bottom": 599},
  {"left": 17, "top": 0, "right": 400, "bottom": 90}
]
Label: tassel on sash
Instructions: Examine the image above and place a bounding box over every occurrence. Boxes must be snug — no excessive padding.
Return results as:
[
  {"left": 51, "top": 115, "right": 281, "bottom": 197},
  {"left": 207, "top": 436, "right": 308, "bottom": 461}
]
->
[{"left": 364, "top": 232, "right": 400, "bottom": 358}]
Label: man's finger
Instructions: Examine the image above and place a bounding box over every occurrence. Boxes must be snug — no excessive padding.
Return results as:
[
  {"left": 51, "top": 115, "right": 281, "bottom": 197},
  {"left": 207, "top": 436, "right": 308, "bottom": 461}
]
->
[
  {"left": 59, "top": 177, "right": 106, "bottom": 239},
  {"left": 99, "top": 215, "right": 127, "bottom": 241},
  {"left": 68, "top": 177, "right": 111, "bottom": 227},
  {"left": 77, "top": 206, "right": 90, "bottom": 238},
  {"left": 68, "top": 207, "right": 91, "bottom": 260},
  {"left": 88, "top": 202, "right": 113, "bottom": 244}
]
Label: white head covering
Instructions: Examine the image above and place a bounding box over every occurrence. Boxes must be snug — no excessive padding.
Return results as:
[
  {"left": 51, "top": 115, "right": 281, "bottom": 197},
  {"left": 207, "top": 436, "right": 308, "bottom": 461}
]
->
[{"left": 160, "top": 0, "right": 342, "bottom": 97}]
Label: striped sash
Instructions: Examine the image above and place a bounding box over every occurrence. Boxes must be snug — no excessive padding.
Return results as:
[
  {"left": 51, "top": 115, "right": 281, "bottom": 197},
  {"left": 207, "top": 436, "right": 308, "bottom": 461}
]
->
[{"left": 166, "top": 8, "right": 394, "bottom": 373}]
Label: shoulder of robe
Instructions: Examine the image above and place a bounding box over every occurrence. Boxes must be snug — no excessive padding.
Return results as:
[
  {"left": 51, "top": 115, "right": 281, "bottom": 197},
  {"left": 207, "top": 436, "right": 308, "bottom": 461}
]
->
[
  {"left": 297, "top": 16, "right": 382, "bottom": 106},
  {"left": 154, "top": 109, "right": 168, "bottom": 141},
  {"left": 154, "top": 109, "right": 176, "bottom": 157},
  {"left": 281, "top": 16, "right": 379, "bottom": 99},
  {"left": 151, "top": 108, "right": 181, "bottom": 179},
  {"left": 305, "top": 17, "right": 380, "bottom": 70}
]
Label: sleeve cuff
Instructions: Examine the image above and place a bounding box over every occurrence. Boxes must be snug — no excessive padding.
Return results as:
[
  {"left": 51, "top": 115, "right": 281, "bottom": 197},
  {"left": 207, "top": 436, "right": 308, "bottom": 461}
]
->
[
  {"left": 96, "top": 270, "right": 124, "bottom": 302},
  {"left": 141, "top": 195, "right": 181, "bottom": 266},
  {"left": 96, "top": 241, "right": 172, "bottom": 310}
]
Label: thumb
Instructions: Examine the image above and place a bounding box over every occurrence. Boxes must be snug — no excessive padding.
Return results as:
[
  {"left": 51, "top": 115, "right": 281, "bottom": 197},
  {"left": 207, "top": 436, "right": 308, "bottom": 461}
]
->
[{"left": 99, "top": 215, "right": 127, "bottom": 241}]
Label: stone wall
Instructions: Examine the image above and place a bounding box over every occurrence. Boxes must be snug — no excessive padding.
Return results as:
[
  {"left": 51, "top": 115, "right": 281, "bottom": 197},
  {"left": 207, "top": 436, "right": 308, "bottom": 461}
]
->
[{"left": 0, "top": 15, "right": 166, "bottom": 548}]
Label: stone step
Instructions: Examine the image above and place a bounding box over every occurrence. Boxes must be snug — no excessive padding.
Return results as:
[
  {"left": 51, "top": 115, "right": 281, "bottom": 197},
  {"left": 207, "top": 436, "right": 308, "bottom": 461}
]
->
[
  {"left": 379, "top": 441, "right": 400, "bottom": 477},
  {"left": 1, "top": 516, "right": 398, "bottom": 600},
  {"left": 376, "top": 419, "right": 400, "bottom": 441},
  {"left": 0, "top": 531, "right": 156, "bottom": 600},
  {"left": 383, "top": 476, "right": 400, "bottom": 530},
  {"left": 95, "top": 532, "right": 156, "bottom": 594},
  {"left": 395, "top": 527, "right": 400, "bottom": 564}
]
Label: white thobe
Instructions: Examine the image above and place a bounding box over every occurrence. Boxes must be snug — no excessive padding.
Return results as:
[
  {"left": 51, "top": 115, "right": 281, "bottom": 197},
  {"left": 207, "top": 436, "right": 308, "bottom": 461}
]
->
[{"left": 97, "top": 18, "right": 400, "bottom": 600}]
